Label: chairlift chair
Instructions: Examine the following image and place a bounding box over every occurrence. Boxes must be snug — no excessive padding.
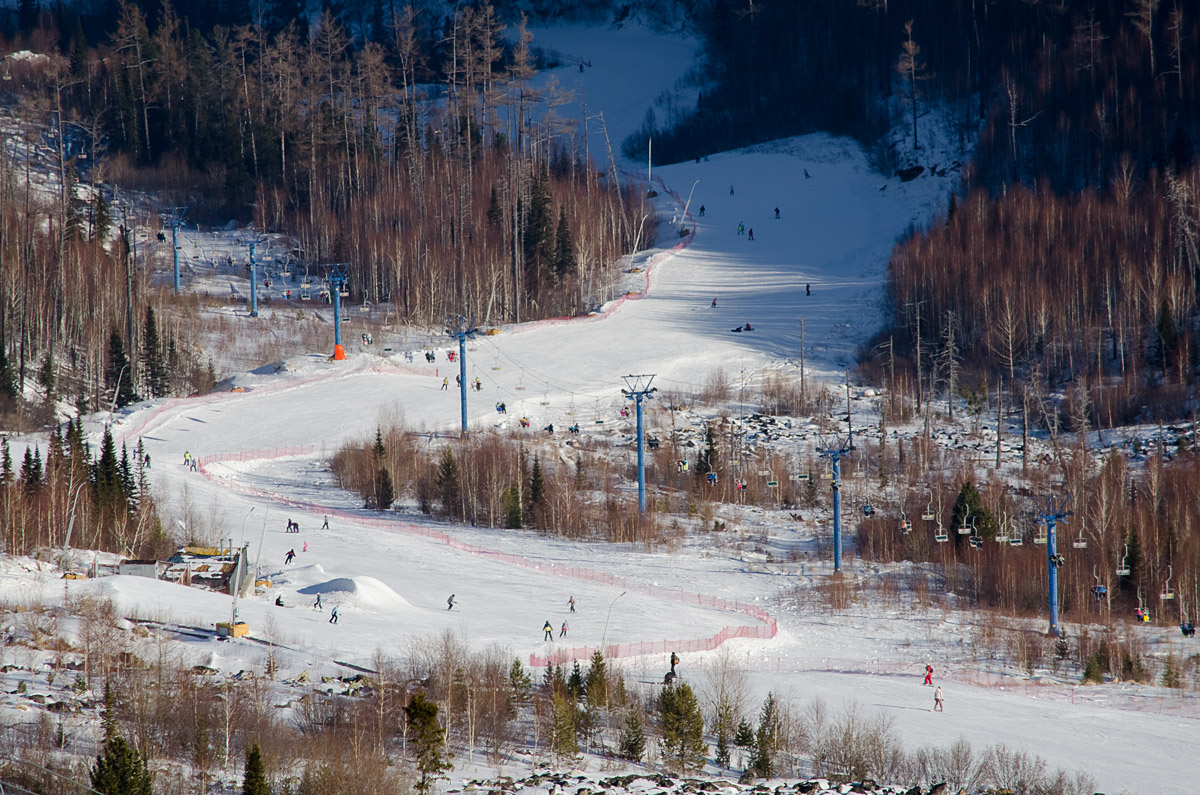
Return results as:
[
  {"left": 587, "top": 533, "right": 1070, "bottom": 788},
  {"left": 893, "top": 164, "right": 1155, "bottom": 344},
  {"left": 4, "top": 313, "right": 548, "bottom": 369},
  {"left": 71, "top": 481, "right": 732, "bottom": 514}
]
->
[
  {"left": 338, "top": 283, "right": 349, "bottom": 298},
  {"left": 1135, "top": 588, "right": 1151, "bottom": 622},
  {"left": 862, "top": 502, "right": 875, "bottom": 517},
  {"left": 995, "top": 516, "right": 1010, "bottom": 544},
  {"left": 1116, "top": 543, "right": 1131, "bottom": 577},
  {"left": 934, "top": 520, "right": 948, "bottom": 543},
  {"left": 1034, "top": 520, "right": 1048, "bottom": 545},
  {"left": 300, "top": 281, "right": 311, "bottom": 301},
  {"left": 969, "top": 535, "right": 984, "bottom": 550},
  {"left": 1091, "top": 566, "right": 1108, "bottom": 600},
  {"left": 1009, "top": 532, "right": 1023, "bottom": 547},
  {"left": 958, "top": 505, "right": 972, "bottom": 535},
  {"left": 921, "top": 490, "right": 936, "bottom": 522},
  {"left": 1161, "top": 565, "right": 1175, "bottom": 601},
  {"left": 1072, "top": 530, "right": 1088, "bottom": 549}
]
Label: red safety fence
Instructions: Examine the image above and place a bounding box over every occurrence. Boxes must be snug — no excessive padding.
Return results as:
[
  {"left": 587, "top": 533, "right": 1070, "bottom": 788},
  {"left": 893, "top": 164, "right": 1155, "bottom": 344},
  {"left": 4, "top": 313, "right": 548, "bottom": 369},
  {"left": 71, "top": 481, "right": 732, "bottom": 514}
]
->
[{"left": 194, "top": 443, "right": 776, "bottom": 668}]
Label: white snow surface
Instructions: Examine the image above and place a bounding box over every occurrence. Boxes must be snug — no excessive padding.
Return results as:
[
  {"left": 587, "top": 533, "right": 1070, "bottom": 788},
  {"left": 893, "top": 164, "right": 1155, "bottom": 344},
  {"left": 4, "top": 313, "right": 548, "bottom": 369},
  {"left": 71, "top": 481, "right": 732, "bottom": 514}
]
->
[{"left": 1, "top": 23, "right": 1194, "bottom": 795}]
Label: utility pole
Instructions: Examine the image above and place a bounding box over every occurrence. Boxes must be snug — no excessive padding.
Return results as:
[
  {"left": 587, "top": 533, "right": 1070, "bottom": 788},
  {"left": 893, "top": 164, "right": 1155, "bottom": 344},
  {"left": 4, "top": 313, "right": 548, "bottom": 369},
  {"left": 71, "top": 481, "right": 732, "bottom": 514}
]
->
[
  {"left": 161, "top": 207, "right": 186, "bottom": 296},
  {"left": 1038, "top": 495, "right": 1071, "bottom": 637},
  {"left": 818, "top": 434, "right": 855, "bottom": 574},
  {"left": 622, "top": 374, "right": 658, "bottom": 514},
  {"left": 447, "top": 315, "right": 479, "bottom": 437},
  {"left": 240, "top": 231, "right": 268, "bottom": 318},
  {"left": 325, "top": 264, "right": 349, "bottom": 359}
]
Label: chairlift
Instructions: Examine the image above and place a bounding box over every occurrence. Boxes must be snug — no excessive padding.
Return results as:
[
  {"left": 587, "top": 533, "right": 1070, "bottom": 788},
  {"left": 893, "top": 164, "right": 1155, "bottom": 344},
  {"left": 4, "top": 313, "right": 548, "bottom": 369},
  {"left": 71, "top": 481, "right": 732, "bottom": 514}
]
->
[
  {"left": 1072, "top": 529, "right": 1088, "bottom": 549},
  {"left": 995, "top": 513, "right": 1010, "bottom": 544},
  {"left": 1161, "top": 565, "right": 1175, "bottom": 601},
  {"left": 1091, "top": 565, "right": 1108, "bottom": 601},
  {"left": 969, "top": 535, "right": 984, "bottom": 550},
  {"left": 1116, "top": 543, "right": 1131, "bottom": 577},
  {"left": 934, "top": 519, "right": 948, "bottom": 543},
  {"left": 338, "top": 282, "right": 349, "bottom": 298},
  {"left": 300, "top": 281, "right": 312, "bottom": 301},
  {"left": 862, "top": 502, "right": 875, "bottom": 517},
  {"left": 1034, "top": 520, "right": 1048, "bottom": 545},
  {"left": 1008, "top": 532, "right": 1023, "bottom": 547},
  {"left": 1135, "top": 588, "right": 1151, "bottom": 623},
  {"left": 921, "top": 489, "right": 936, "bottom": 521}
]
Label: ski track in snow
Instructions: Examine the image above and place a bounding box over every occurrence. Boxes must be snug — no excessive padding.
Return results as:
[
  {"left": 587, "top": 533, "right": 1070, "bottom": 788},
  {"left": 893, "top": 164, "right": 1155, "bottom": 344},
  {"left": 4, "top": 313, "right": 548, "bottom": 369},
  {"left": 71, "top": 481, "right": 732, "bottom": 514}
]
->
[{"left": 0, "top": 22, "right": 1194, "bottom": 795}]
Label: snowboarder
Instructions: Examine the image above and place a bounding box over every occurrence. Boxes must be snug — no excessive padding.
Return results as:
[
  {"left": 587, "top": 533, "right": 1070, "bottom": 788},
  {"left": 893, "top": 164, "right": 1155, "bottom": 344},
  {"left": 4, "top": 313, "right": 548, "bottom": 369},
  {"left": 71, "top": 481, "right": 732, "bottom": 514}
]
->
[
  {"left": 560, "top": 621, "right": 568, "bottom": 638},
  {"left": 284, "top": 549, "right": 296, "bottom": 565},
  {"left": 447, "top": 594, "right": 456, "bottom": 610},
  {"left": 711, "top": 297, "right": 718, "bottom": 308},
  {"left": 806, "top": 283, "right": 811, "bottom": 296},
  {"left": 924, "top": 664, "right": 933, "bottom": 686},
  {"left": 933, "top": 686, "right": 944, "bottom": 711},
  {"left": 568, "top": 596, "right": 576, "bottom": 613},
  {"left": 441, "top": 378, "right": 449, "bottom": 390},
  {"left": 670, "top": 651, "right": 680, "bottom": 675},
  {"left": 275, "top": 595, "right": 285, "bottom": 607},
  {"left": 329, "top": 605, "right": 339, "bottom": 624},
  {"left": 543, "top": 620, "right": 554, "bottom": 641},
  {"left": 774, "top": 207, "right": 780, "bottom": 219},
  {"left": 748, "top": 228, "right": 754, "bottom": 241},
  {"left": 743, "top": 322, "right": 754, "bottom": 331},
  {"left": 321, "top": 515, "right": 329, "bottom": 530},
  {"left": 314, "top": 594, "right": 323, "bottom": 611},
  {"left": 699, "top": 205, "right": 706, "bottom": 217}
]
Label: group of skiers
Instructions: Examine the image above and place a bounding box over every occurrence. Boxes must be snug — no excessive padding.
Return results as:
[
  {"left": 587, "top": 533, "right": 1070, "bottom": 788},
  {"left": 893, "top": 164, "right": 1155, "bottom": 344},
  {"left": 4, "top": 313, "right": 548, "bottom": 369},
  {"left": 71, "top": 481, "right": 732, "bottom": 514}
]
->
[
  {"left": 924, "top": 664, "right": 943, "bottom": 711},
  {"left": 181, "top": 451, "right": 198, "bottom": 472}
]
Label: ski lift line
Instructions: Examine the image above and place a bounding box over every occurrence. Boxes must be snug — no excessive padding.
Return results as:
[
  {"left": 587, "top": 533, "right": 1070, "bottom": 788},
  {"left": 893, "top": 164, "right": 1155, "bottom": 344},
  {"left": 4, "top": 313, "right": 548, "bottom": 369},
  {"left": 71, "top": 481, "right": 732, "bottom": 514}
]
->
[{"left": 478, "top": 338, "right": 614, "bottom": 394}]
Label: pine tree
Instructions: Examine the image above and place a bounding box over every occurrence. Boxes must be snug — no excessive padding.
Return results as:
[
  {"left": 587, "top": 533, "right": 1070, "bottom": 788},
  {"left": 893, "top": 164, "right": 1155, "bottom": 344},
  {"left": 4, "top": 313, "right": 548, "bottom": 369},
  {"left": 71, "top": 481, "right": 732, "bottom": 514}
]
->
[
  {"left": 373, "top": 466, "right": 395, "bottom": 510},
  {"left": 91, "top": 189, "right": 112, "bottom": 243},
  {"left": 501, "top": 484, "right": 523, "bottom": 528},
  {"left": 242, "top": 742, "right": 269, "bottom": 795},
  {"left": 566, "top": 660, "right": 585, "bottom": 701},
  {"left": 143, "top": 306, "right": 169, "bottom": 398},
  {"left": 486, "top": 185, "right": 502, "bottom": 227},
  {"left": 552, "top": 209, "right": 576, "bottom": 279},
  {"left": 436, "top": 447, "right": 459, "bottom": 518},
  {"left": 374, "top": 427, "right": 386, "bottom": 459},
  {"left": 749, "top": 692, "right": 779, "bottom": 778},
  {"left": 584, "top": 650, "right": 607, "bottom": 709},
  {"left": 659, "top": 681, "right": 707, "bottom": 774},
  {"left": 106, "top": 329, "right": 138, "bottom": 409},
  {"left": 949, "top": 479, "right": 998, "bottom": 541},
  {"left": 1, "top": 438, "right": 13, "bottom": 486},
  {"left": 94, "top": 425, "right": 124, "bottom": 511},
  {"left": 91, "top": 735, "right": 152, "bottom": 795},
  {"left": 21, "top": 446, "right": 42, "bottom": 494},
  {"left": 527, "top": 455, "right": 545, "bottom": 522},
  {"left": 695, "top": 424, "right": 717, "bottom": 476},
  {"left": 508, "top": 658, "right": 532, "bottom": 714},
  {"left": 549, "top": 690, "right": 579, "bottom": 763},
  {"left": 0, "top": 344, "right": 19, "bottom": 405},
  {"left": 713, "top": 697, "right": 734, "bottom": 769},
  {"left": 404, "top": 692, "right": 451, "bottom": 795},
  {"left": 38, "top": 350, "right": 56, "bottom": 407},
  {"left": 619, "top": 707, "right": 646, "bottom": 761}
]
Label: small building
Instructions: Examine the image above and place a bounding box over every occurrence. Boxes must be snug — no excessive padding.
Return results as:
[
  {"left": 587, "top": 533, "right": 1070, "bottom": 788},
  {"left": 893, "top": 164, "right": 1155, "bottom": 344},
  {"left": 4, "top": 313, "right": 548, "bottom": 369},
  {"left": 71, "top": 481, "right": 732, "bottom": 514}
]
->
[{"left": 117, "top": 560, "right": 161, "bottom": 579}]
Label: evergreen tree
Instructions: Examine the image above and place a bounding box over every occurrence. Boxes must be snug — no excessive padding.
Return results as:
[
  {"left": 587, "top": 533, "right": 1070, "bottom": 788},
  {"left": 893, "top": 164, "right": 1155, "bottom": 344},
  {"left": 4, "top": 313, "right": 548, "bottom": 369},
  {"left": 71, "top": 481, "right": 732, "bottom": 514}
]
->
[
  {"left": 90, "top": 735, "right": 152, "bottom": 795},
  {"left": 18, "top": 0, "right": 40, "bottom": 34},
  {"left": 584, "top": 650, "right": 607, "bottom": 709},
  {"left": 659, "top": 681, "right": 707, "bottom": 774},
  {"left": 1, "top": 438, "right": 13, "bottom": 486},
  {"left": 373, "top": 427, "right": 386, "bottom": 459},
  {"left": 566, "top": 660, "right": 585, "bottom": 701},
  {"left": 102, "top": 680, "right": 118, "bottom": 743},
  {"left": 733, "top": 717, "right": 756, "bottom": 752},
  {"left": 106, "top": 329, "right": 138, "bottom": 409},
  {"left": 549, "top": 691, "right": 579, "bottom": 763},
  {"left": 523, "top": 169, "right": 554, "bottom": 285},
  {"left": 949, "top": 479, "right": 998, "bottom": 541},
  {"left": 38, "top": 350, "right": 56, "bottom": 408},
  {"left": 486, "top": 185, "right": 502, "bottom": 227},
  {"left": 404, "top": 692, "right": 451, "bottom": 795},
  {"left": 91, "top": 189, "right": 112, "bottom": 243},
  {"left": 94, "top": 425, "right": 124, "bottom": 511},
  {"left": 143, "top": 306, "right": 169, "bottom": 398},
  {"left": 373, "top": 466, "right": 395, "bottom": 510},
  {"left": 619, "top": 707, "right": 646, "bottom": 762},
  {"left": 749, "top": 692, "right": 779, "bottom": 779},
  {"left": 713, "top": 697, "right": 734, "bottom": 769},
  {"left": 0, "top": 344, "right": 19, "bottom": 405},
  {"left": 527, "top": 455, "right": 545, "bottom": 522},
  {"left": 21, "top": 446, "right": 42, "bottom": 494},
  {"left": 436, "top": 447, "right": 459, "bottom": 518},
  {"left": 242, "top": 741, "right": 269, "bottom": 795},
  {"left": 553, "top": 209, "right": 576, "bottom": 279},
  {"left": 508, "top": 658, "right": 532, "bottom": 714},
  {"left": 501, "top": 484, "right": 523, "bottom": 528},
  {"left": 542, "top": 663, "right": 566, "bottom": 696}
]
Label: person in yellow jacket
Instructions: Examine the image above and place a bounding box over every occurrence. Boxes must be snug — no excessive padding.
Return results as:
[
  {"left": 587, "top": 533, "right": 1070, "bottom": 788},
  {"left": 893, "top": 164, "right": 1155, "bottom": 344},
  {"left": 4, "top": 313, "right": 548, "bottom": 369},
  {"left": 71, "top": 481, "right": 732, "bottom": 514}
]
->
[{"left": 543, "top": 620, "right": 554, "bottom": 641}]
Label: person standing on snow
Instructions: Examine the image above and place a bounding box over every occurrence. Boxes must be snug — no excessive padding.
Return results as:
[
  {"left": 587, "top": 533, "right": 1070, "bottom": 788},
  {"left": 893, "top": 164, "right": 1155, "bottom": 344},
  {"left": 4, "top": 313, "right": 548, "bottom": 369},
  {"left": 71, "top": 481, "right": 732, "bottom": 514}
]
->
[
  {"left": 748, "top": 228, "right": 754, "bottom": 241},
  {"left": 329, "top": 605, "right": 339, "bottom": 624},
  {"left": 737, "top": 222, "right": 744, "bottom": 235},
  {"left": 711, "top": 297, "right": 718, "bottom": 308},
  {"left": 284, "top": 549, "right": 296, "bottom": 565},
  {"left": 670, "top": 651, "right": 680, "bottom": 675},
  {"left": 543, "top": 620, "right": 554, "bottom": 641},
  {"left": 447, "top": 594, "right": 456, "bottom": 610},
  {"left": 441, "top": 377, "right": 449, "bottom": 390},
  {"left": 933, "top": 686, "right": 944, "bottom": 711},
  {"left": 774, "top": 207, "right": 780, "bottom": 219},
  {"left": 322, "top": 515, "right": 329, "bottom": 530},
  {"left": 314, "top": 594, "right": 323, "bottom": 611},
  {"left": 560, "top": 621, "right": 568, "bottom": 638},
  {"left": 923, "top": 664, "right": 933, "bottom": 686},
  {"left": 699, "top": 205, "right": 706, "bottom": 217},
  {"left": 568, "top": 596, "right": 576, "bottom": 613}
]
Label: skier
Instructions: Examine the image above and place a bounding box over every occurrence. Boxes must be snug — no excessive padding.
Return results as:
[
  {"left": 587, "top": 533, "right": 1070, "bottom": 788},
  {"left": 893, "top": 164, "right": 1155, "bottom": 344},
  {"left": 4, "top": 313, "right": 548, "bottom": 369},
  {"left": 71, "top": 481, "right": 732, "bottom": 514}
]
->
[
  {"left": 804, "top": 168, "right": 811, "bottom": 179},
  {"left": 520, "top": 416, "right": 530, "bottom": 428},
  {"left": 670, "top": 651, "right": 680, "bottom": 675},
  {"left": 737, "top": 222, "right": 744, "bottom": 235},
  {"left": 711, "top": 297, "right": 718, "bottom": 308},
  {"left": 933, "top": 686, "right": 944, "bottom": 712},
  {"left": 923, "top": 664, "right": 933, "bottom": 686},
  {"left": 560, "top": 621, "right": 568, "bottom": 638},
  {"left": 748, "top": 228, "right": 754, "bottom": 241},
  {"left": 284, "top": 549, "right": 296, "bottom": 565},
  {"left": 543, "top": 620, "right": 554, "bottom": 641},
  {"left": 707, "top": 471, "right": 717, "bottom": 485},
  {"left": 568, "top": 596, "right": 576, "bottom": 613},
  {"left": 441, "top": 378, "right": 449, "bottom": 390},
  {"left": 456, "top": 374, "right": 461, "bottom": 386},
  {"left": 329, "top": 605, "right": 339, "bottom": 624},
  {"left": 447, "top": 594, "right": 456, "bottom": 611},
  {"left": 190, "top": 458, "right": 198, "bottom": 472},
  {"left": 699, "top": 205, "right": 706, "bottom": 217},
  {"left": 321, "top": 515, "right": 329, "bottom": 530},
  {"left": 314, "top": 594, "right": 323, "bottom": 611},
  {"left": 730, "top": 185, "right": 735, "bottom": 195},
  {"left": 144, "top": 454, "right": 151, "bottom": 468},
  {"left": 545, "top": 424, "right": 554, "bottom": 435},
  {"left": 183, "top": 451, "right": 191, "bottom": 466},
  {"left": 774, "top": 207, "right": 780, "bottom": 219},
  {"left": 806, "top": 283, "right": 811, "bottom": 296},
  {"left": 496, "top": 402, "right": 507, "bottom": 414},
  {"left": 302, "top": 541, "right": 308, "bottom": 552}
]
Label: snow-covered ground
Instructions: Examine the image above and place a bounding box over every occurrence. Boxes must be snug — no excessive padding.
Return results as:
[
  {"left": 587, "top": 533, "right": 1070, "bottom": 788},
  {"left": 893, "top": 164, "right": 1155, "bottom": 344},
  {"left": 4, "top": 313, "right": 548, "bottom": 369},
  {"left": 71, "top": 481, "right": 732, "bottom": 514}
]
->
[{"left": 2, "top": 21, "right": 1196, "bottom": 795}]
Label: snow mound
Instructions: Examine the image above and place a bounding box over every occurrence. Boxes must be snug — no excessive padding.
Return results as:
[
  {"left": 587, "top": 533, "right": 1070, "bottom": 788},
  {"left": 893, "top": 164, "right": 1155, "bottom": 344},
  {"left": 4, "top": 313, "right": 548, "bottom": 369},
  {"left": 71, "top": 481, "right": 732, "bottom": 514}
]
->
[{"left": 297, "top": 576, "right": 411, "bottom": 612}]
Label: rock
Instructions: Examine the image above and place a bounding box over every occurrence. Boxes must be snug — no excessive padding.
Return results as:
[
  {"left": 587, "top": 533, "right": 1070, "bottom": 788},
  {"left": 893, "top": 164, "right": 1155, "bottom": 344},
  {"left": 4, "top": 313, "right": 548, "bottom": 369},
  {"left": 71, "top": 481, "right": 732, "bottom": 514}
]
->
[{"left": 926, "top": 785, "right": 946, "bottom": 795}]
